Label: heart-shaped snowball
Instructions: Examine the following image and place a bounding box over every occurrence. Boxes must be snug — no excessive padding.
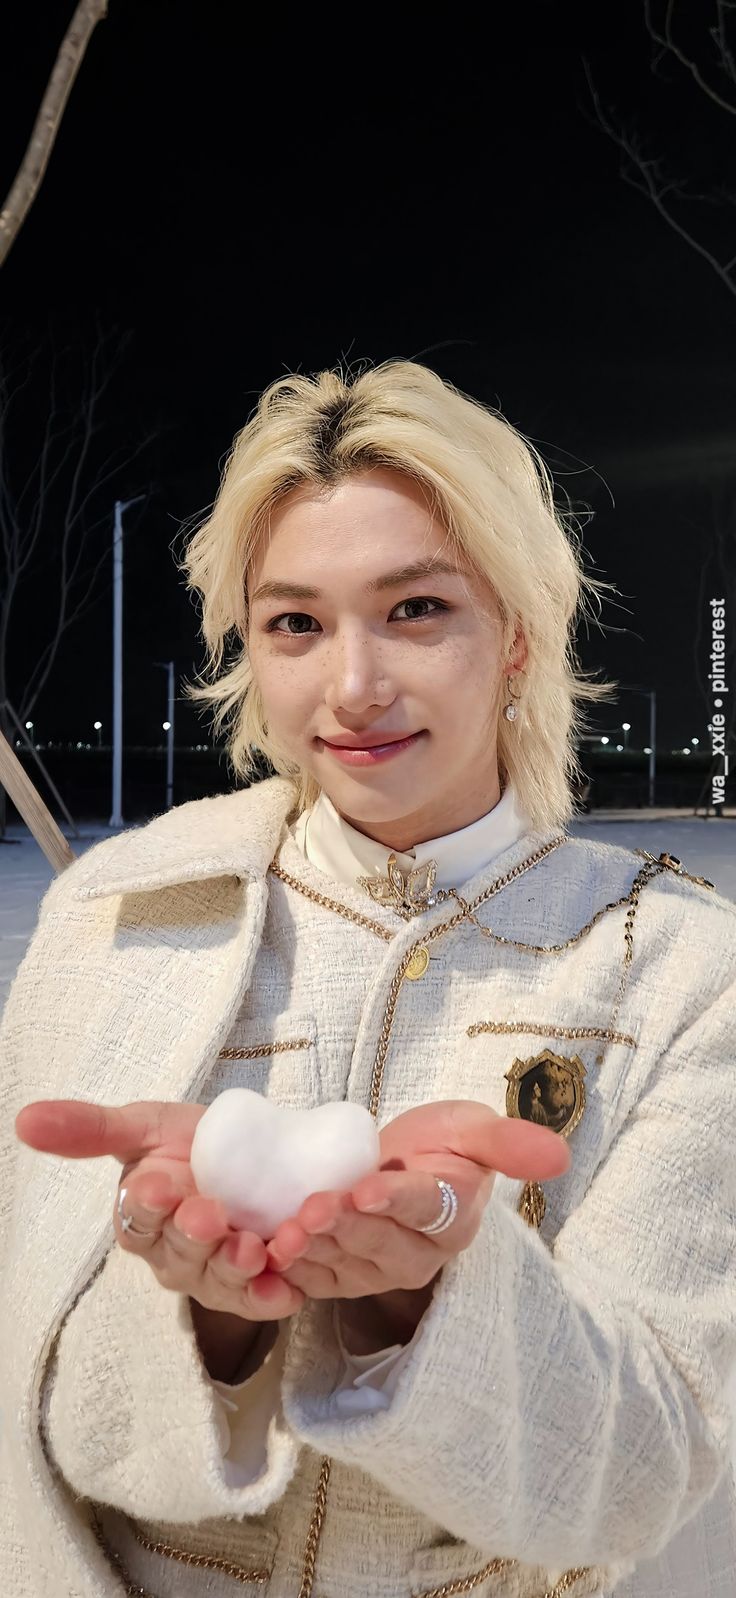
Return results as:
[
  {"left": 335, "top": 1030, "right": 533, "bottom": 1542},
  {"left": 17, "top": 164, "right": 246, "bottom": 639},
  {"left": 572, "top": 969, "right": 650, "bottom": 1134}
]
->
[{"left": 190, "top": 1089, "right": 381, "bottom": 1237}]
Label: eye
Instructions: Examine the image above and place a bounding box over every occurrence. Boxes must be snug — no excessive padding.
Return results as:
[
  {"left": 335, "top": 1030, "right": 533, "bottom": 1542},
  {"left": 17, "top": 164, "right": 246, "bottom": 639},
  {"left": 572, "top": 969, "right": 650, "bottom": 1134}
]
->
[
  {"left": 265, "top": 597, "right": 449, "bottom": 634},
  {"left": 392, "top": 598, "right": 448, "bottom": 622}
]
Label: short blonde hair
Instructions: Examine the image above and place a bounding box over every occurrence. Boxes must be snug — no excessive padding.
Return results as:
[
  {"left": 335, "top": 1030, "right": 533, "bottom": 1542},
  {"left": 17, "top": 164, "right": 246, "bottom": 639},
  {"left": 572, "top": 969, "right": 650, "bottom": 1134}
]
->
[{"left": 179, "top": 358, "right": 617, "bottom": 831}]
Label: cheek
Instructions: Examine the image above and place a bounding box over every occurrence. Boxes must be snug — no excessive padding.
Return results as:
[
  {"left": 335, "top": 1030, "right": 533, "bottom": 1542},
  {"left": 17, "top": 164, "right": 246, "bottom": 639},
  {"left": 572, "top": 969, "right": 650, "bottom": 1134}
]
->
[
  {"left": 253, "top": 653, "right": 313, "bottom": 725},
  {"left": 431, "top": 643, "right": 498, "bottom": 703}
]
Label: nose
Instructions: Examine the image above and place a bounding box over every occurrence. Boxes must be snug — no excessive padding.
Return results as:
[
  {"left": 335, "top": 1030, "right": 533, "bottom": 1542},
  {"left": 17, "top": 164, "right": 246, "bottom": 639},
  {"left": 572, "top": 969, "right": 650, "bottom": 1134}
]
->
[{"left": 322, "top": 625, "right": 393, "bottom": 715}]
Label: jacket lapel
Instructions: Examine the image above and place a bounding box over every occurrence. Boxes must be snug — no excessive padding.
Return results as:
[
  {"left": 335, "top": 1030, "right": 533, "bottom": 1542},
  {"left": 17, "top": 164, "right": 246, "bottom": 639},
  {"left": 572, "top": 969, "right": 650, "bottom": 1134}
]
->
[{"left": 69, "top": 775, "right": 297, "bottom": 900}]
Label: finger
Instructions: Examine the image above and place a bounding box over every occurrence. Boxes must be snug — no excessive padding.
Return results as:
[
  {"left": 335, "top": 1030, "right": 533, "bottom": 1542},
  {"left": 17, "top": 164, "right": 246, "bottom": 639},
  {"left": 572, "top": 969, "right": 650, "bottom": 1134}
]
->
[
  {"left": 113, "top": 1170, "right": 206, "bottom": 1253},
  {"left": 207, "top": 1234, "right": 281, "bottom": 1299},
  {"left": 114, "top": 1179, "right": 170, "bottom": 1253},
  {"left": 243, "top": 1268, "right": 308, "bottom": 1315},
  {"left": 380, "top": 1100, "right": 572, "bottom": 1182},
  {"left": 15, "top": 1100, "right": 204, "bottom": 1165},
  {"left": 263, "top": 1186, "right": 354, "bottom": 1270},
  {"left": 169, "top": 1194, "right": 235, "bottom": 1245},
  {"left": 267, "top": 1253, "right": 344, "bottom": 1301},
  {"left": 352, "top": 1169, "right": 466, "bottom": 1234}
]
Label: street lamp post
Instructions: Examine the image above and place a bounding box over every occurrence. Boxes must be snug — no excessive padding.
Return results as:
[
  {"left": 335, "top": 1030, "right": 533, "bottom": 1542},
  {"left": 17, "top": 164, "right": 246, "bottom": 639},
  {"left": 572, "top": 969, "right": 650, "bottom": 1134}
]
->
[
  {"left": 110, "top": 495, "right": 145, "bottom": 828},
  {"left": 154, "top": 660, "right": 175, "bottom": 809},
  {"left": 619, "top": 687, "right": 657, "bottom": 807},
  {"left": 648, "top": 692, "right": 656, "bottom": 808}
]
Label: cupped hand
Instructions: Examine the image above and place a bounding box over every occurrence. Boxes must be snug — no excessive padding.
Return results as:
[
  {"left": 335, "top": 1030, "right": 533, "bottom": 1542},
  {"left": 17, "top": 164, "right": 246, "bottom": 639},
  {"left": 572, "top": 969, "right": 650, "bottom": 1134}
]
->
[
  {"left": 264, "top": 1098, "right": 571, "bottom": 1301},
  {"left": 14, "top": 1099, "right": 306, "bottom": 1322}
]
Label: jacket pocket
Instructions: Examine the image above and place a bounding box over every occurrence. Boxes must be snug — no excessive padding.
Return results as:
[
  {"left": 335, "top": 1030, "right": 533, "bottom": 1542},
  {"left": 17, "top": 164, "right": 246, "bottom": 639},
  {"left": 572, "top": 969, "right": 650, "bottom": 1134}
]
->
[
  {"left": 408, "top": 1539, "right": 607, "bottom": 1598},
  {"left": 208, "top": 1008, "right": 321, "bottom": 1111},
  {"left": 91, "top": 1503, "right": 281, "bottom": 1598},
  {"left": 409, "top": 1539, "right": 515, "bottom": 1597}
]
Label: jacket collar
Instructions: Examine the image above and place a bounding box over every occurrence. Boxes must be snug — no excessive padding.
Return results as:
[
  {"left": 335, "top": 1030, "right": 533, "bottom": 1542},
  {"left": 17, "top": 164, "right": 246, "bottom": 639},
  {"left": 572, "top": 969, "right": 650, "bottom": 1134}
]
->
[{"left": 69, "top": 776, "right": 298, "bottom": 900}]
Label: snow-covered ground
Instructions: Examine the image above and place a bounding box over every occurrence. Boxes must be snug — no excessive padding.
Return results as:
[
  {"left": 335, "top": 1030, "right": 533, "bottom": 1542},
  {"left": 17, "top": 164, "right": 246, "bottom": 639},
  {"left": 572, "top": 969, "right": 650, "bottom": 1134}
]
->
[{"left": 2, "top": 811, "right": 735, "bottom": 1012}]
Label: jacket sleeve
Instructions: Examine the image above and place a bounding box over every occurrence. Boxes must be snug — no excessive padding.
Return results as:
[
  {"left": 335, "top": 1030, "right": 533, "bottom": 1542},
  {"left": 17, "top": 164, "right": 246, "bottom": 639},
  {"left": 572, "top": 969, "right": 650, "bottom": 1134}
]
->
[
  {"left": 0, "top": 865, "right": 303, "bottom": 1525},
  {"left": 40, "top": 1246, "right": 305, "bottom": 1520},
  {"left": 211, "top": 1308, "right": 414, "bottom": 1475},
  {"left": 280, "top": 963, "right": 736, "bottom": 1572}
]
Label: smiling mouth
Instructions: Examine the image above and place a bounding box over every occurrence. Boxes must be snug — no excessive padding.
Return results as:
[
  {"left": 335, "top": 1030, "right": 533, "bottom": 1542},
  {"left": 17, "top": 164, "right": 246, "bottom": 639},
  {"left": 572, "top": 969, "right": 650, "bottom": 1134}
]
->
[
  {"left": 321, "top": 734, "right": 420, "bottom": 750},
  {"left": 317, "top": 731, "right": 426, "bottom": 763}
]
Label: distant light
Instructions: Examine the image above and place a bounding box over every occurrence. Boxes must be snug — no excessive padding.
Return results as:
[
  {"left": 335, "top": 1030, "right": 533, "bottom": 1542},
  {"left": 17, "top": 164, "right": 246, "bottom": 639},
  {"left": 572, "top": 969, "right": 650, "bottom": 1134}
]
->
[
  {"left": 622, "top": 722, "right": 631, "bottom": 731},
  {"left": 94, "top": 720, "right": 102, "bottom": 730},
  {"left": 25, "top": 720, "right": 33, "bottom": 730},
  {"left": 691, "top": 737, "right": 699, "bottom": 746},
  {"left": 600, "top": 736, "right": 609, "bottom": 745},
  {"left": 76, "top": 740, "right": 83, "bottom": 748},
  {"left": 644, "top": 746, "right": 652, "bottom": 754},
  {"left": 163, "top": 720, "right": 171, "bottom": 731},
  {"left": 683, "top": 747, "right": 690, "bottom": 755},
  {"left": 616, "top": 744, "right": 623, "bottom": 751}
]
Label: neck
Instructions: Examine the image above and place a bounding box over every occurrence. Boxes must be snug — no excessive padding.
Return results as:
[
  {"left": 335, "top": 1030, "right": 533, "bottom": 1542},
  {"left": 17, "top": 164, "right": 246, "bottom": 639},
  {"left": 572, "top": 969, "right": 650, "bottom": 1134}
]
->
[{"left": 337, "top": 778, "right": 504, "bottom": 854}]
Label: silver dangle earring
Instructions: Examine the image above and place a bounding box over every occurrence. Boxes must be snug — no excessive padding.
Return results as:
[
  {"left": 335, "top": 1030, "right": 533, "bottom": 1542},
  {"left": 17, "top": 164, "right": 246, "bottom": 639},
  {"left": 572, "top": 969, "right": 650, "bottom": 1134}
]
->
[{"left": 504, "top": 673, "right": 523, "bottom": 722}]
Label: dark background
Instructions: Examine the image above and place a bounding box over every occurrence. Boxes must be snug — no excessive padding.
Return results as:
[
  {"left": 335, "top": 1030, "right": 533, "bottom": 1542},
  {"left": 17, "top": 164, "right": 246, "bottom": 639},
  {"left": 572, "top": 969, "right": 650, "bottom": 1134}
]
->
[{"left": 1, "top": 1, "right": 734, "bottom": 809}]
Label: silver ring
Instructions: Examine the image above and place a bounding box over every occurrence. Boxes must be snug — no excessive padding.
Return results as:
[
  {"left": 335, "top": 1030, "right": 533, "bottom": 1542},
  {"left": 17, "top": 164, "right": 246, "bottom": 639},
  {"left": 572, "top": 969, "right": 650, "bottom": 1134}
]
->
[
  {"left": 117, "top": 1185, "right": 161, "bottom": 1238},
  {"left": 415, "top": 1179, "right": 458, "bottom": 1235}
]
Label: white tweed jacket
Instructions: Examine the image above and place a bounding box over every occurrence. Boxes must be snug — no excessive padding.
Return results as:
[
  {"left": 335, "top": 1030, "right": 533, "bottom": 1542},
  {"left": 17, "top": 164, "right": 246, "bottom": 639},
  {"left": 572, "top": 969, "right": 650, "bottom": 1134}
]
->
[{"left": 2, "top": 774, "right": 736, "bottom": 1598}]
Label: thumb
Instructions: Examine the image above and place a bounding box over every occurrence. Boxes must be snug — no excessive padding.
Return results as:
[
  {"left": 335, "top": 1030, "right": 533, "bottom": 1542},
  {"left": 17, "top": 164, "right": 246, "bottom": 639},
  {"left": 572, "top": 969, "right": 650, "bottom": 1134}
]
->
[
  {"left": 14, "top": 1099, "right": 205, "bottom": 1165},
  {"left": 446, "top": 1100, "right": 572, "bottom": 1181},
  {"left": 382, "top": 1099, "right": 572, "bottom": 1182}
]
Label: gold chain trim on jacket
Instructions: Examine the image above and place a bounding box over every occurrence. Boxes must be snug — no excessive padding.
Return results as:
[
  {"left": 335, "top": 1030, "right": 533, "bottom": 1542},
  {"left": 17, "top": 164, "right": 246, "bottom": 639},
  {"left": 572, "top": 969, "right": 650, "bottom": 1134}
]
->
[
  {"left": 269, "top": 834, "right": 604, "bottom": 1598},
  {"left": 94, "top": 839, "right": 711, "bottom": 1598},
  {"left": 468, "top": 1020, "right": 638, "bottom": 1049},
  {"left": 89, "top": 1506, "right": 270, "bottom": 1590},
  {"left": 410, "top": 1559, "right": 599, "bottom": 1598},
  {"left": 219, "top": 1038, "right": 313, "bottom": 1059},
  {"left": 266, "top": 840, "right": 712, "bottom": 1598}
]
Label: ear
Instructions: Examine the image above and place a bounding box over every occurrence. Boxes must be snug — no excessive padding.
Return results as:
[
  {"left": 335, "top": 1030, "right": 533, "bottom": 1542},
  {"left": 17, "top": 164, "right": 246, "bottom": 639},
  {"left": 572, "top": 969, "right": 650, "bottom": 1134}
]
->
[{"left": 507, "top": 623, "right": 528, "bottom": 675}]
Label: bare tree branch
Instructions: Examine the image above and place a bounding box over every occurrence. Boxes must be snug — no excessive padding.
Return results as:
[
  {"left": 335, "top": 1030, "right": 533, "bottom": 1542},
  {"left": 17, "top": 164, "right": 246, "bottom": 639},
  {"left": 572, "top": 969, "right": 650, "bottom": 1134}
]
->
[
  {"left": 0, "top": 323, "right": 156, "bottom": 730},
  {"left": 0, "top": 0, "right": 109, "bottom": 269},
  {"left": 645, "top": 0, "right": 736, "bottom": 116},
  {"left": 580, "top": 45, "right": 736, "bottom": 298}
]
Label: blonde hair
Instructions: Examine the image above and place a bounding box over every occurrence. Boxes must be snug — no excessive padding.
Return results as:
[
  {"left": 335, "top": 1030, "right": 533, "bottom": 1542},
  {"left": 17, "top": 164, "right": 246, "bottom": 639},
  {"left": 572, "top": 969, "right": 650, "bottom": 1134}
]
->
[{"left": 179, "top": 358, "right": 617, "bottom": 832}]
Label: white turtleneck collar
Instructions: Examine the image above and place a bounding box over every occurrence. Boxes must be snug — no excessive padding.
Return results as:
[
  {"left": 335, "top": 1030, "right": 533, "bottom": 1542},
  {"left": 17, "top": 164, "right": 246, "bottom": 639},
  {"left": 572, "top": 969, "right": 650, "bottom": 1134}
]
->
[{"left": 290, "top": 781, "right": 532, "bottom": 893}]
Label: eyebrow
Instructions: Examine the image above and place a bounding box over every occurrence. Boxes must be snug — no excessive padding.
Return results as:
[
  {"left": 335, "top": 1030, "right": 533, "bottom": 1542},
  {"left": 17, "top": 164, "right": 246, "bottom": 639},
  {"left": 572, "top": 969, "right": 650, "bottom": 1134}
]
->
[{"left": 250, "top": 557, "right": 471, "bottom": 606}]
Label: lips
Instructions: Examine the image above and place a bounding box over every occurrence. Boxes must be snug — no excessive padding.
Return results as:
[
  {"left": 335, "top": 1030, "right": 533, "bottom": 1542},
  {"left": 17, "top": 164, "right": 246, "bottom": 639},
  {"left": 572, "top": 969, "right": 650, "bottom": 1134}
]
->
[
  {"left": 321, "top": 733, "right": 416, "bottom": 750},
  {"left": 318, "top": 731, "right": 425, "bottom": 766}
]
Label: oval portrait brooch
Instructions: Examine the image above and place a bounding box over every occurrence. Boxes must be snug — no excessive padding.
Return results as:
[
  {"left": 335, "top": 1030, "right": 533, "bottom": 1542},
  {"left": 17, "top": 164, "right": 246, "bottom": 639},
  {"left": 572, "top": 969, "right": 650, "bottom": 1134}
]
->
[{"left": 504, "top": 1049, "right": 586, "bottom": 1229}]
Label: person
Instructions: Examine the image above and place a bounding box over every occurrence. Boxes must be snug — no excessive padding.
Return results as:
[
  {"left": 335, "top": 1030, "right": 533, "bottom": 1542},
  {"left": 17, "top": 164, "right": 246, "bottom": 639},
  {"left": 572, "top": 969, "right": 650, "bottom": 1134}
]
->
[{"left": 1, "top": 358, "right": 735, "bottom": 1598}]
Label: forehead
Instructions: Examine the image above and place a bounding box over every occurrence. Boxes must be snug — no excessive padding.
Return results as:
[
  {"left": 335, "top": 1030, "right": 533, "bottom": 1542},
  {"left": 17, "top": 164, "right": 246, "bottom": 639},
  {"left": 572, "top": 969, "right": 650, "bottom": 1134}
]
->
[
  {"left": 246, "top": 466, "right": 501, "bottom": 620},
  {"left": 269, "top": 467, "right": 440, "bottom": 542}
]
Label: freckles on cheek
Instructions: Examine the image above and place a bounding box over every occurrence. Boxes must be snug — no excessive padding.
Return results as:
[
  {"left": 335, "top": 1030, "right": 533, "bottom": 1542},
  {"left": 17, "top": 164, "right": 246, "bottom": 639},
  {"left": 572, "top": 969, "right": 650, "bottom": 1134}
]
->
[{"left": 268, "top": 667, "right": 313, "bottom": 737}]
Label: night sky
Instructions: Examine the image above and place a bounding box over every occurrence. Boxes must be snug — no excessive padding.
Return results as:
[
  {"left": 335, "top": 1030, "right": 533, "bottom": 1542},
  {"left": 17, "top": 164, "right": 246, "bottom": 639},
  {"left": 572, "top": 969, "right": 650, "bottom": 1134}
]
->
[{"left": 2, "top": 1, "right": 734, "bottom": 756}]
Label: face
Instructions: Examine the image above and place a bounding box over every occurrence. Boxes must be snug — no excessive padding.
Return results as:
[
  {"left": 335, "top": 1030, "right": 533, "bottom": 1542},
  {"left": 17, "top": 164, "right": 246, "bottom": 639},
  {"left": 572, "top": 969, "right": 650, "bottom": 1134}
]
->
[{"left": 246, "top": 466, "right": 526, "bottom": 851}]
